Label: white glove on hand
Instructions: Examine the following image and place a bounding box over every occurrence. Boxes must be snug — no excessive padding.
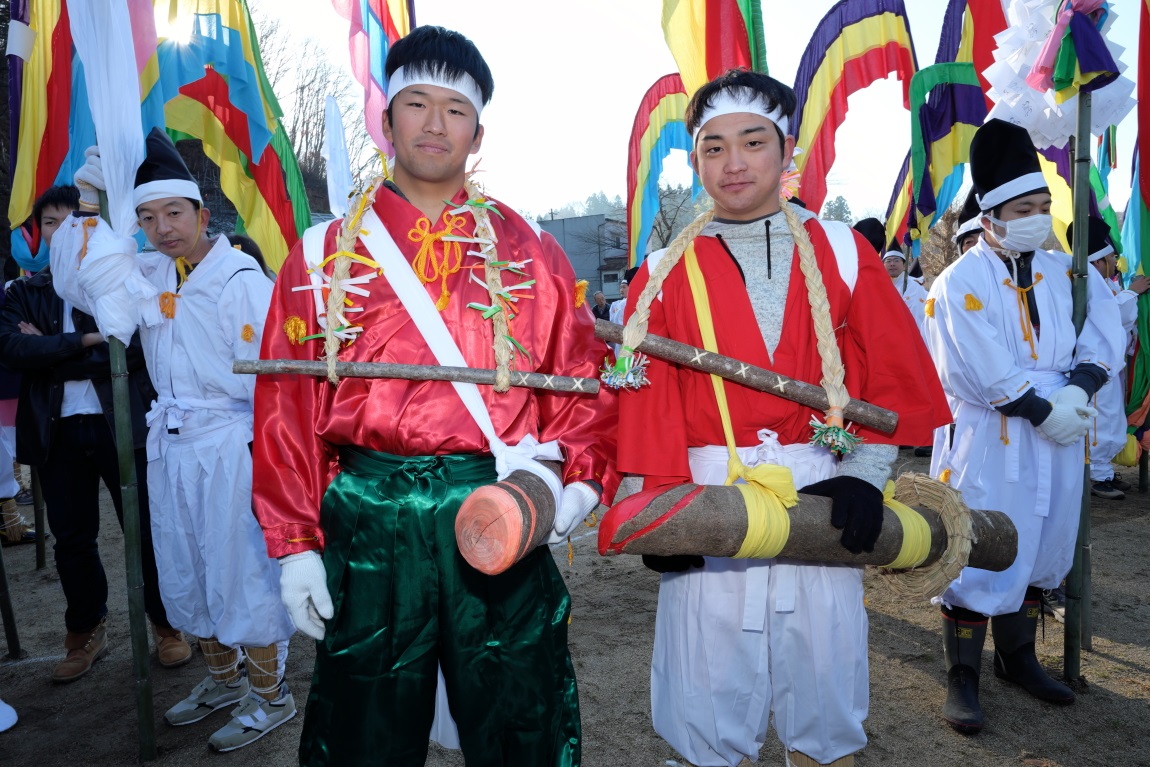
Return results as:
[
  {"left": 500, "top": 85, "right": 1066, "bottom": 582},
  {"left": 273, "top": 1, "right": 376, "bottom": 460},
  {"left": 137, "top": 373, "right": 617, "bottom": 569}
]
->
[
  {"left": 548, "top": 482, "right": 600, "bottom": 543},
  {"left": 1047, "top": 384, "right": 1089, "bottom": 411},
  {"left": 279, "top": 550, "right": 333, "bottom": 641},
  {"left": 1037, "top": 402, "right": 1096, "bottom": 446},
  {"left": 73, "top": 146, "right": 105, "bottom": 209}
]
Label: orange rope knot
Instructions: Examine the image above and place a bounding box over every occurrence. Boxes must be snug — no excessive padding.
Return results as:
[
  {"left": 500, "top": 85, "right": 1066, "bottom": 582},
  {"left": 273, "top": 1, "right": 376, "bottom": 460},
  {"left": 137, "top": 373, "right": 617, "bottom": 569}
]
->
[
  {"left": 408, "top": 212, "right": 468, "bottom": 311},
  {"left": 1002, "top": 274, "right": 1043, "bottom": 360},
  {"left": 283, "top": 315, "right": 308, "bottom": 345},
  {"left": 924, "top": 297, "right": 936, "bottom": 318},
  {"left": 77, "top": 217, "right": 99, "bottom": 261},
  {"left": 159, "top": 292, "right": 179, "bottom": 319},
  {"left": 240, "top": 324, "right": 255, "bottom": 343},
  {"left": 574, "top": 279, "right": 589, "bottom": 308}
]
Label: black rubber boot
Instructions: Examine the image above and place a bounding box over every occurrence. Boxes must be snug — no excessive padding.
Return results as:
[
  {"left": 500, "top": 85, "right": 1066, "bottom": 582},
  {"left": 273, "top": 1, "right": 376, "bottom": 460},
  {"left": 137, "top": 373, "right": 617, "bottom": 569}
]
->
[
  {"left": 942, "top": 605, "right": 987, "bottom": 734},
  {"left": 991, "top": 589, "right": 1075, "bottom": 704}
]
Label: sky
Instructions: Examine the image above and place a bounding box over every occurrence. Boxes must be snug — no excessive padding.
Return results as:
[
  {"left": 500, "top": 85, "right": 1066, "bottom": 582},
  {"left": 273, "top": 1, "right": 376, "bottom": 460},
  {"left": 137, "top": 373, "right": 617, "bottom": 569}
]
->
[{"left": 268, "top": 0, "right": 1142, "bottom": 222}]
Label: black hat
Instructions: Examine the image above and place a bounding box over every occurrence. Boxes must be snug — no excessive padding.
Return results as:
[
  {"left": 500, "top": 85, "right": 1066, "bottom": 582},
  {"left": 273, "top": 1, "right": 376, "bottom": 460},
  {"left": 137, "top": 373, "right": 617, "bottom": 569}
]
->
[
  {"left": 133, "top": 128, "right": 201, "bottom": 209},
  {"left": 970, "top": 119, "right": 1047, "bottom": 211},
  {"left": 852, "top": 217, "right": 886, "bottom": 255},
  {"left": 952, "top": 188, "right": 982, "bottom": 243},
  {"left": 1065, "top": 215, "right": 1116, "bottom": 263}
]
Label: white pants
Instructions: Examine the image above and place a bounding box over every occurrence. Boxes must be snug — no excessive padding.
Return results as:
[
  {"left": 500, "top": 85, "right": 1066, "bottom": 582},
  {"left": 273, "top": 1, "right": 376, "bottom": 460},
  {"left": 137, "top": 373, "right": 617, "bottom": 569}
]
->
[
  {"left": 148, "top": 411, "right": 293, "bottom": 648},
  {"left": 651, "top": 431, "right": 869, "bottom": 766},
  {"left": 1089, "top": 376, "right": 1127, "bottom": 482}
]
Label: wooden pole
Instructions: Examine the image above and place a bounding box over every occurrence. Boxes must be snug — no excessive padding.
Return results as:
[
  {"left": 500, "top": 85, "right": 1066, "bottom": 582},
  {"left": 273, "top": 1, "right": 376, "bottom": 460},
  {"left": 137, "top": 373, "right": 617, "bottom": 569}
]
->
[
  {"left": 233, "top": 359, "right": 600, "bottom": 394},
  {"left": 31, "top": 468, "right": 46, "bottom": 570},
  {"left": 1065, "top": 91, "right": 1093, "bottom": 679},
  {"left": 595, "top": 319, "right": 899, "bottom": 433}
]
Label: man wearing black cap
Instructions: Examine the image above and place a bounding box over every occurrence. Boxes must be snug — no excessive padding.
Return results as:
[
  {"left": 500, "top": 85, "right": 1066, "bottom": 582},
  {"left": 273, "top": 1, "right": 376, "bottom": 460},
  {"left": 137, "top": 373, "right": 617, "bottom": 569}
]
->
[
  {"left": 923, "top": 119, "right": 1125, "bottom": 734},
  {"left": 52, "top": 129, "right": 296, "bottom": 751},
  {"left": 1067, "top": 215, "right": 1149, "bottom": 500},
  {"left": 251, "top": 25, "right": 617, "bottom": 766}
]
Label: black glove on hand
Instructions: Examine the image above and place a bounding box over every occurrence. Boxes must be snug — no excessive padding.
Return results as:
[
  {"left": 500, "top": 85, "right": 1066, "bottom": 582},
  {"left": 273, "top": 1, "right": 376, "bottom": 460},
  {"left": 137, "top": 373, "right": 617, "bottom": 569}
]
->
[
  {"left": 799, "top": 475, "right": 885, "bottom": 555},
  {"left": 642, "top": 554, "right": 705, "bottom": 573}
]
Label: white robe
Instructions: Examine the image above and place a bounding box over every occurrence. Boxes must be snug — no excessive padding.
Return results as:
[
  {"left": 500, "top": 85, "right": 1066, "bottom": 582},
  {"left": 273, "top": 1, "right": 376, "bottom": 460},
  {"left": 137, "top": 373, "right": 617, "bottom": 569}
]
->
[
  {"left": 893, "top": 273, "right": 928, "bottom": 331},
  {"left": 651, "top": 431, "right": 868, "bottom": 767},
  {"left": 1089, "top": 287, "right": 1139, "bottom": 481},
  {"left": 140, "top": 238, "right": 294, "bottom": 647},
  {"left": 925, "top": 241, "right": 1124, "bottom": 616}
]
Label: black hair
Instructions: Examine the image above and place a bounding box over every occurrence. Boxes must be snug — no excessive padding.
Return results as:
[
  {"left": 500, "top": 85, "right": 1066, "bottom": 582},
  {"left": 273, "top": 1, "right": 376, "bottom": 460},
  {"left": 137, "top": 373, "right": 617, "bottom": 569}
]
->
[
  {"left": 33, "top": 185, "right": 81, "bottom": 226},
  {"left": 229, "top": 233, "right": 273, "bottom": 278},
  {"left": 384, "top": 26, "right": 493, "bottom": 138},
  {"left": 685, "top": 69, "right": 796, "bottom": 155}
]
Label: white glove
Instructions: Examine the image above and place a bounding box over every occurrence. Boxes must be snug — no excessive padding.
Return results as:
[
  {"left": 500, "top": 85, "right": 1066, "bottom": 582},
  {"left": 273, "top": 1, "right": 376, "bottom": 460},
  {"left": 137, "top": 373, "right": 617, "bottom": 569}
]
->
[
  {"left": 278, "top": 550, "right": 333, "bottom": 641},
  {"left": 1036, "top": 402, "right": 1096, "bottom": 446},
  {"left": 548, "top": 482, "right": 600, "bottom": 543},
  {"left": 73, "top": 146, "right": 105, "bottom": 208},
  {"left": 1047, "top": 384, "right": 1089, "bottom": 411}
]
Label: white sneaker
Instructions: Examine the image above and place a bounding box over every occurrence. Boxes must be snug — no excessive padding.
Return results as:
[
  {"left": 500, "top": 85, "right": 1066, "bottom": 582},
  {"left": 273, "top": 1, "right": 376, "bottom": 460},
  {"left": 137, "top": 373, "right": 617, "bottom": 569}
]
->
[
  {"left": 0, "top": 697, "right": 16, "bottom": 732},
  {"left": 208, "top": 687, "right": 297, "bottom": 752},
  {"left": 164, "top": 674, "right": 250, "bottom": 726}
]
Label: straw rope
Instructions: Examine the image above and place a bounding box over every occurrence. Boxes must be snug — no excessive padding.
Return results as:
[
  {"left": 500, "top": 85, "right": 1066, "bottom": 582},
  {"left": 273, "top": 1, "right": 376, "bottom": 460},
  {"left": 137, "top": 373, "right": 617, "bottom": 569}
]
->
[
  {"left": 464, "top": 175, "right": 513, "bottom": 392},
  {"left": 879, "top": 473, "right": 975, "bottom": 600},
  {"left": 198, "top": 637, "right": 242, "bottom": 685}
]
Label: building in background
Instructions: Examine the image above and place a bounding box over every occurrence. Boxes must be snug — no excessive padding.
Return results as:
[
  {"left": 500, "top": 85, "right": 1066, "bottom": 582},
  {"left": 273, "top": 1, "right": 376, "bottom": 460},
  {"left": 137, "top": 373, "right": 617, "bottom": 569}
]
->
[{"left": 539, "top": 214, "right": 629, "bottom": 299}]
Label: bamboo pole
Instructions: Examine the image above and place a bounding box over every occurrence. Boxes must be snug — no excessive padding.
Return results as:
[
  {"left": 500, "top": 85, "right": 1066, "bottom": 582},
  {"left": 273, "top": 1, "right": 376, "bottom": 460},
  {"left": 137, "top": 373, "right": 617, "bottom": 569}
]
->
[
  {"left": 0, "top": 540, "right": 22, "bottom": 660},
  {"left": 1065, "top": 92, "right": 1093, "bottom": 679},
  {"left": 100, "top": 191, "right": 155, "bottom": 760},
  {"left": 594, "top": 319, "right": 899, "bottom": 433},
  {"left": 234, "top": 359, "right": 600, "bottom": 394},
  {"left": 31, "top": 468, "right": 46, "bottom": 570}
]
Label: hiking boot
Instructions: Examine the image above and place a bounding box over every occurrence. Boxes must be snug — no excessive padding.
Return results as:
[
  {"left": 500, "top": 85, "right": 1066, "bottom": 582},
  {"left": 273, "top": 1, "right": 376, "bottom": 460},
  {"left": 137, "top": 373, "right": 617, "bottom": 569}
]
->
[
  {"left": 1090, "top": 480, "right": 1124, "bottom": 500},
  {"left": 0, "top": 498, "right": 35, "bottom": 546},
  {"left": 153, "top": 625, "right": 193, "bottom": 668},
  {"left": 52, "top": 619, "right": 110, "bottom": 683},
  {"left": 1111, "top": 474, "right": 1132, "bottom": 492},
  {"left": 1041, "top": 588, "right": 1066, "bottom": 624},
  {"left": 164, "top": 674, "right": 250, "bottom": 726},
  {"left": 208, "top": 687, "right": 297, "bottom": 752}
]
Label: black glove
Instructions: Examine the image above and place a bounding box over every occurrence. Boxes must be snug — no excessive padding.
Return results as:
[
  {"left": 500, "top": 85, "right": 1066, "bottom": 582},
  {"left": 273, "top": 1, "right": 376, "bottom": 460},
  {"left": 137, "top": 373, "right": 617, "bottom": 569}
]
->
[
  {"left": 799, "top": 475, "right": 884, "bottom": 555},
  {"left": 642, "top": 554, "right": 704, "bottom": 573}
]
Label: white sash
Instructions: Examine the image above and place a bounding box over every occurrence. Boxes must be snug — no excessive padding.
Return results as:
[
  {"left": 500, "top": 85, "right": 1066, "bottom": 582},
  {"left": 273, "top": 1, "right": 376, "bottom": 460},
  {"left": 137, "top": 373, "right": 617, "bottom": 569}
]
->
[{"left": 353, "top": 209, "right": 564, "bottom": 502}]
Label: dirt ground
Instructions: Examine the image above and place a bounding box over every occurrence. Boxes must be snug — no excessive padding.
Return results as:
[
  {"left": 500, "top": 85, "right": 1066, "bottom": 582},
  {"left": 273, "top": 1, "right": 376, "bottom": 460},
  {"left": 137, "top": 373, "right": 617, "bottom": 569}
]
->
[{"left": 0, "top": 452, "right": 1147, "bottom": 766}]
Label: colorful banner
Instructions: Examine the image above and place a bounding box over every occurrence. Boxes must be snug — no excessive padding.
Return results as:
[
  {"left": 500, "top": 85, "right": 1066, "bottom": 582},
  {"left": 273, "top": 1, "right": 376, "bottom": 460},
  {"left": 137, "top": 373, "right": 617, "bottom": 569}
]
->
[
  {"left": 791, "top": 0, "right": 919, "bottom": 213},
  {"left": 626, "top": 74, "right": 692, "bottom": 267},
  {"left": 331, "top": 0, "right": 414, "bottom": 153},
  {"left": 661, "top": 0, "right": 765, "bottom": 96}
]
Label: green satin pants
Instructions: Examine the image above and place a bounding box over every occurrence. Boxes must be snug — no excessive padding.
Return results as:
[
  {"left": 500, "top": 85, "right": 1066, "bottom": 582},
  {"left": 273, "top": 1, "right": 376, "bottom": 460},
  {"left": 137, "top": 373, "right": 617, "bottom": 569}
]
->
[{"left": 299, "top": 447, "right": 581, "bottom": 767}]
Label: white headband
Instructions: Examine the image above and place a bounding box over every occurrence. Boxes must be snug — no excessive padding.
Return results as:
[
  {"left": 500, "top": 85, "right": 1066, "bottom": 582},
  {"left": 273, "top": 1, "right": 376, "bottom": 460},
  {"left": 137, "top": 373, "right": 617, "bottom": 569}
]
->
[
  {"left": 133, "top": 179, "right": 202, "bottom": 209},
  {"left": 975, "top": 172, "right": 1047, "bottom": 211},
  {"left": 386, "top": 64, "right": 485, "bottom": 117},
  {"left": 883, "top": 250, "right": 906, "bottom": 261},
  {"left": 693, "top": 88, "right": 790, "bottom": 144},
  {"left": 1087, "top": 244, "right": 1115, "bottom": 263}
]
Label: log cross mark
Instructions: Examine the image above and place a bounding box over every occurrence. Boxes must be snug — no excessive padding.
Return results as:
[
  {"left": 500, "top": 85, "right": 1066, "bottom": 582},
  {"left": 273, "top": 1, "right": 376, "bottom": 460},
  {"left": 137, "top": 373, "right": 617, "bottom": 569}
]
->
[
  {"left": 690, "top": 349, "right": 708, "bottom": 365},
  {"left": 736, "top": 363, "right": 749, "bottom": 378},
  {"left": 774, "top": 379, "right": 787, "bottom": 393}
]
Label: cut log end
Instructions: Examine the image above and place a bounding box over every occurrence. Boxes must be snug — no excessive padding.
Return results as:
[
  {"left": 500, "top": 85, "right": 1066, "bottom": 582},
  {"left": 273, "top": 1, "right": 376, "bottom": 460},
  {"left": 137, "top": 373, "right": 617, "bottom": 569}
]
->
[{"left": 455, "top": 485, "right": 530, "bottom": 576}]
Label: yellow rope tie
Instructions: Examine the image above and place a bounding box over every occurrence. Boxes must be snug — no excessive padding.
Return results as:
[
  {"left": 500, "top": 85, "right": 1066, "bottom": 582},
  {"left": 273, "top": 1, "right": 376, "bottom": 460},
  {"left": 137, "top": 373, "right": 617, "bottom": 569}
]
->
[
  {"left": 999, "top": 413, "right": 1010, "bottom": 445},
  {"left": 881, "top": 480, "right": 931, "bottom": 569},
  {"left": 684, "top": 245, "right": 796, "bottom": 559},
  {"left": 174, "top": 256, "right": 192, "bottom": 288},
  {"left": 1002, "top": 274, "right": 1043, "bottom": 360},
  {"left": 77, "top": 217, "right": 98, "bottom": 261},
  {"left": 408, "top": 212, "right": 467, "bottom": 311}
]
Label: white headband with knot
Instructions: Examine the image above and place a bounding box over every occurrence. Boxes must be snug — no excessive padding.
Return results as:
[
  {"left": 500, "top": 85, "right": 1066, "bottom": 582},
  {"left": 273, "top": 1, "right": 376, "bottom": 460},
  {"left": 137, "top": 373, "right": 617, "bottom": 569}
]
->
[
  {"left": 386, "top": 64, "right": 485, "bottom": 117},
  {"left": 693, "top": 88, "right": 790, "bottom": 144}
]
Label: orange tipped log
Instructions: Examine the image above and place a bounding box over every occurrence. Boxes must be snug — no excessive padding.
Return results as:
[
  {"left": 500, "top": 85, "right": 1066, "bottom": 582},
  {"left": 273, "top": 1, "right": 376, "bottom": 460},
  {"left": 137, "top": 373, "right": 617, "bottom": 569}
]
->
[{"left": 455, "top": 469, "right": 557, "bottom": 575}]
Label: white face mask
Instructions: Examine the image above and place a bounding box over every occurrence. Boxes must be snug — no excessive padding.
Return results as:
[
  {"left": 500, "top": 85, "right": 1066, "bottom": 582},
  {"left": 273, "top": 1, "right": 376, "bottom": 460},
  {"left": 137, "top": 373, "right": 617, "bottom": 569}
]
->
[{"left": 984, "top": 213, "right": 1052, "bottom": 252}]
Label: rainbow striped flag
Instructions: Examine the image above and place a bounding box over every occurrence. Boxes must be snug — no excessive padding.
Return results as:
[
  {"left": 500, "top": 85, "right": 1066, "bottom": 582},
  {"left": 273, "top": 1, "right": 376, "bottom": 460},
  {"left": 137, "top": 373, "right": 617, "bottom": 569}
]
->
[
  {"left": 626, "top": 74, "right": 692, "bottom": 267},
  {"left": 1122, "top": 0, "right": 1148, "bottom": 424},
  {"left": 661, "top": 0, "right": 766, "bottom": 96},
  {"left": 332, "top": 0, "right": 414, "bottom": 153},
  {"left": 792, "top": 0, "right": 918, "bottom": 214}
]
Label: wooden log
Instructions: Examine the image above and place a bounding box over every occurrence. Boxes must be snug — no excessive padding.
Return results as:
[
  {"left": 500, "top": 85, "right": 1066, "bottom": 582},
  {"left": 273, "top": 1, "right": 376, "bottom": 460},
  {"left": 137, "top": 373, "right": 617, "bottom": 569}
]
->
[
  {"left": 598, "top": 483, "right": 1017, "bottom": 572},
  {"left": 455, "top": 465, "right": 561, "bottom": 575},
  {"left": 595, "top": 319, "right": 897, "bottom": 434},
  {"left": 233, "top": 359, "right": 600, "bottom": 394}
]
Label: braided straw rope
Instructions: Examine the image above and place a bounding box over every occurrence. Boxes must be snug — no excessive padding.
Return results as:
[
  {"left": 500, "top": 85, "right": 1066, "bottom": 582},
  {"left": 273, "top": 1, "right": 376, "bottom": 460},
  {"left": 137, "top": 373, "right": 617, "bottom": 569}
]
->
[
  {"left": 880, "top": 472, "right": 974, "bottom": 600},
  {"left": 323, "top": 174, "right": 512, "bottom": 391},
  {"left": 620, "top": 200, "right": 849, "bottom": 426}
]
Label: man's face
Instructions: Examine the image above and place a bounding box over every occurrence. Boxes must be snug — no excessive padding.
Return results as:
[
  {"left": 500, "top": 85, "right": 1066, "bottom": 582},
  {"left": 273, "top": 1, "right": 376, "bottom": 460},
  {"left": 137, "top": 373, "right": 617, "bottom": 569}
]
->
[
  {"left": 382, "top": 84, "right": 484, "bottom": 187},
  {"left": 619, "top": 283, "right": 629, "bottom": 299},
  {"left": 883, "top": 256, "right": 905, "bottom": 278},
  {"left": 39, "top": 204, "right": 75, "bottom": 247},
  {"left": 594, "top": 292, "right": 606, "bottom": 307},
  {"left": 690, "top": 112, "right": 795, "bottom": 221},
  {"left": 995, "top": 192, "right": 1052, "bottom": 222},
  {"left": 1091, "top": 253, "right": 1118, "bottom": 280},
  {"left": 957, "top": 232, "right": 980, "bottom": 254},
  {"left": 137, "top": 197, "right": 209, "bottom": 260}
]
